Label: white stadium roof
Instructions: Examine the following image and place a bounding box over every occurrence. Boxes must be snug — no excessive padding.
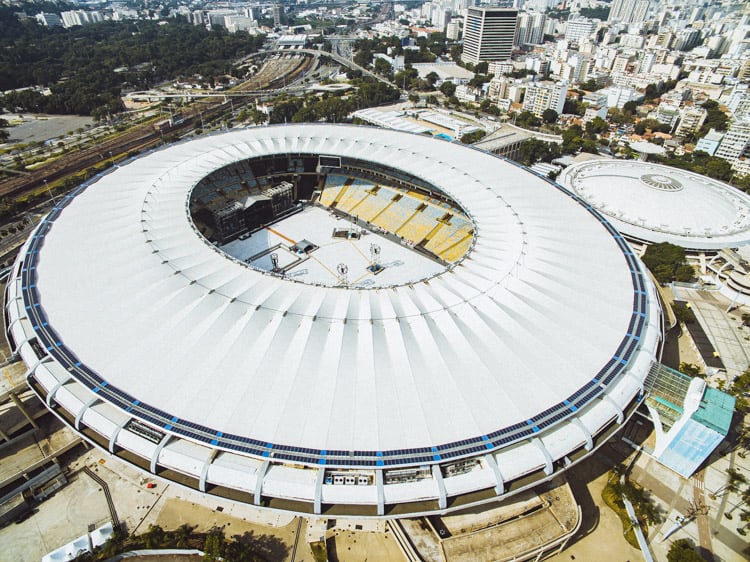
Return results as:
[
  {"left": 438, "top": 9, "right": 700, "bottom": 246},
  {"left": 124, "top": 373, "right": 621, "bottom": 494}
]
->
[
  {"left": 8, "top": 125, "right": 661, "bottom": 515},
  {"left": 559, "top": 159, "right": 750, "bottom": 251}
]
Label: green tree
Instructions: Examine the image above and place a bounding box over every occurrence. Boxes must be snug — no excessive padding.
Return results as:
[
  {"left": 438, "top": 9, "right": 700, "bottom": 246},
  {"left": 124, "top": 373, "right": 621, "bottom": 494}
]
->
[
  {"left": 460, "top": 130, "right": 487, "bottom": 144},
  {"left": 439, "top": 81, "right": 456, "bottom": 97},
  {"left": 142, "top": 525, "right": 165, "bottom": 549},
  {"left": 704, "top": 158, "right": 732, "bottom": 181},
  {"left": 585, "top": 116, "right": 608, "bottom": 137},
  {"left": 679, "top": 362, "right": 703, "bottom": 377},
  {"left": 667, "top": 539, "right": 705, "bottom": 562},
  {"left": 561, "top": 124, "right": 585, "bottom": 153},
  {"left": 474, "top": 61, "right": 489, "bottom": 74},
  {"left": 515, "top": 110, "right": 541, "bottom": 129},
  {"left": 728, "top": 368, "right": 750, "bottom": 413},
  {"left": 174, "top": 524, "right": 194, "bottom": 548},
  {"left": 203, "top": 527, "right": 226, "bottom": 561},
  {"left": 542, "top": 108, "right": 558, "bottom": 124},
  {"left": 634, "top": 118, "right": 671, "bottom": 135},
  {"left": 517, "top": 138, "right": 562, "bottom": 165},
  {"left": 373, "top": 57, "right": 393, "bottom": 79},
  {"left": 580, "top": 78, "right": 603, "bottom": 91},
  {"left": 642, "top": 242, "right": 690, "bottom": 284},
  {"left": 672, "top": 301, "right": 696, "bottom": 324}
]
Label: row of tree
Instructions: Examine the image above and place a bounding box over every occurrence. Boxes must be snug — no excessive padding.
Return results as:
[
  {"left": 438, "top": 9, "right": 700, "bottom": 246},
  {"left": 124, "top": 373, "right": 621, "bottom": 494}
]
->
[
  {"left": 269, "top": 79, "right": 400, "bottom": 124},
  {"left": 72, "top": 523, "right": 288, "bottom": 561},
  {"left": 516, "top": 118, "right": 608, "bottom": 166}
]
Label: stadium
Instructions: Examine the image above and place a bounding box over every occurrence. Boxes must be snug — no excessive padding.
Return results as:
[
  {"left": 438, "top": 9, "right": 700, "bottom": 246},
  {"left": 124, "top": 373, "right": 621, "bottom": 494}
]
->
[
  {"left": 559, "top": 159, "right": 750, "bottom": 304},
  {"left": 558, "top": 159, "right": 750, "bottom": 252},
  {"left": 5, "top": 124, "right": 662, "bottom": 517}
]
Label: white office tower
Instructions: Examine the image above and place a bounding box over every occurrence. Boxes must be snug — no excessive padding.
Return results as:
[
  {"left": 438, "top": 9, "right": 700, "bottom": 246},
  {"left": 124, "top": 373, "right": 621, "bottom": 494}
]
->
[
  {"left": 608, "top": 0, "right": 650, "bottom": 24},
  {"left": 565, "top": 16, "right": 598, "bottom": 44},
  {"left": 461, "top": 7, "right": 518, "bottom": 65},
  {"left": 522, "top": 81, "right": 568, "bottom": 117},
  {"left": 515, "top": 11, "right": 546, "bottom": 46}
]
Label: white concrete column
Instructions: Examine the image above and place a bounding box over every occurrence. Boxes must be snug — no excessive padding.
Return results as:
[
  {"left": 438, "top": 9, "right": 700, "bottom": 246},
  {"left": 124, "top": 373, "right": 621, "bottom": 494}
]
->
[{"left": 431, "top": 465, "right": 447, "bottom": 510}]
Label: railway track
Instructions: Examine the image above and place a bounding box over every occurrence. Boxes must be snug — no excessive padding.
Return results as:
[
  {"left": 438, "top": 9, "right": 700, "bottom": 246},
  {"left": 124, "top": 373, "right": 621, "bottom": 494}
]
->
[{"left": 0, "top": 53, "right": 314, "bottom": 201}]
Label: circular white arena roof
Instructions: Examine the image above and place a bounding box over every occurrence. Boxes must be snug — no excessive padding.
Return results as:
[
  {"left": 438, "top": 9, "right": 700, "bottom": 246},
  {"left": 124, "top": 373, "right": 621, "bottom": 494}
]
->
[
  {"left": 10, "top": 125, "right": 660, "bottom": 497},
  {"left": 559, "top": 159, "right": 750, "bottom": 251}
]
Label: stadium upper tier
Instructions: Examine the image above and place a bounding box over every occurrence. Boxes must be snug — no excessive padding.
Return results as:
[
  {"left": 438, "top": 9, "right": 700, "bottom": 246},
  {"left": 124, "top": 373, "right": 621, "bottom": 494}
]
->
[
  {"left": 6, "top": 125, "right": 662, "bottom": 517},
  {"left": 559, "top": 160, "right": 750, "bottom": 251}
]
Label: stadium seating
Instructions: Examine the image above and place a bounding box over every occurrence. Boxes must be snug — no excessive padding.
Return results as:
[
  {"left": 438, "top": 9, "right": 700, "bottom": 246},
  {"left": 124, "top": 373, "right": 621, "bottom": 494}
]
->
[{"left": 317, "top": 175, "right": 473, "bottom": 263}]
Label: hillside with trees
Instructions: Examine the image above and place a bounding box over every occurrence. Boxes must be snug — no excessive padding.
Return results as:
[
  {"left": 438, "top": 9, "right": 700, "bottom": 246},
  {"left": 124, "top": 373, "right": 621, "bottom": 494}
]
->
[{"left": 0, "top": 9, "right": 265, "bottom": 117}]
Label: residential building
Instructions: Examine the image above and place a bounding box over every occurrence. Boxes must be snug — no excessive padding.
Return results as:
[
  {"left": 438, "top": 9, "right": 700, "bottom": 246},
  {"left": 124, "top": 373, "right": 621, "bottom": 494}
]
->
[
  {"left": 565, "top": 16, "right": 597, "bottom": 44},
  {"left": 673, "top": 29, "right": 703, "bottom": 52},
  {"left": 608, "top": 0, "right": 650, "bottom": 24},
  {"left": 716, "top": 120, "right": 750, "bottom": 161},
  {"left": 224, "top": 15, "right": 257, "bottom": 33},
  {"left": 599, "top": 86, "right": 642, "bottom": 109},
  {"left": 489, "top": 61, "right": 515, "bottom": 76},
  {"left": 522, "top": 80, "right": 568, "bottom": 117},
  {"left": 674, "top": 107, "right": 707, "bottom": 139},
  {"left": 515, "top": 11, "right": 546, "bottom": 46},
  {"left": 446, "top": 21, "right": 460, "bottom": 40},
  {"left": 35, "top": 12, "right": 62, "bottom": 27},
  {"left": 653, "top": 103, "right": 681, "bottom": 131},
  {"left": 583, "top": 104, "right": 608, "bottom": 123},
  {"left": 461, "top": 7, "right": 518, "bottom": 65},
  {"left": 695, "top": 129, "right": 725, "bottom": 156}
]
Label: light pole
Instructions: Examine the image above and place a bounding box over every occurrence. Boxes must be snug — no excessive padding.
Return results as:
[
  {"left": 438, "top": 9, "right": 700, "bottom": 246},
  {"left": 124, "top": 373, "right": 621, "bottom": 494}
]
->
[{"left": 44, "top": 179, "right": 57, "bottom": 207}]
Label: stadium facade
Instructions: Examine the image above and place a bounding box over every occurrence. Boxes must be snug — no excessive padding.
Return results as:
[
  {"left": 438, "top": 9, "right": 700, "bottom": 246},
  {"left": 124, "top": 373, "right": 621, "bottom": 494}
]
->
[{"left": 6, "top": 125, "right": 662, "bottom": 517}]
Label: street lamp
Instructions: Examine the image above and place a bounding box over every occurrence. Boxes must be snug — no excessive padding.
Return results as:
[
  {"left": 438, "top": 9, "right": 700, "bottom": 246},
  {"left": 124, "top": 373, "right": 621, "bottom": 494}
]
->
[{"left": 44, "top": 179, "right": 57, "bottom": 207}]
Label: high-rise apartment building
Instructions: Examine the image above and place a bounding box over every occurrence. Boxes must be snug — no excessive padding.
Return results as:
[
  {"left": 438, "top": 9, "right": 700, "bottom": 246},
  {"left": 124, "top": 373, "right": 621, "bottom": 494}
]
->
[
  {"left": 565, "top": 16, "right": 598, "bottom": 44},
  {"left": 515, "top": 11, "right": 546, "bottom": 46},
  {"left": 716, "top": 120, "right": 750, "bottom": 161},
  {"left": 522, "top": 81, "right": 568, "bottom": 117},
  {"left": 446, "top": 21, "right": 461, "bottom": 41},
  {"left": 608, "top": 0, "right": 650, "bottom": 24},
  {"left": 673, "top": 107, "right": 707, "bottom": 139},
  {"left": 461, "top": 7, "right": 518, "bottom": 65}
]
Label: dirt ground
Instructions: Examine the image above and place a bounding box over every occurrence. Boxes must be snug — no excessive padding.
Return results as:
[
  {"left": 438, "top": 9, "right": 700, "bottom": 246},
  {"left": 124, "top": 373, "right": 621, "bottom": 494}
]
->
[
  {"left": 548, "top": 447, "right": 642, "bottom": 562},
  {"left": 326, "top": 527, "right": 404, "bottom": 562},
  {"left": 2, "top": 114, "right": 93, "bottom": 144}
]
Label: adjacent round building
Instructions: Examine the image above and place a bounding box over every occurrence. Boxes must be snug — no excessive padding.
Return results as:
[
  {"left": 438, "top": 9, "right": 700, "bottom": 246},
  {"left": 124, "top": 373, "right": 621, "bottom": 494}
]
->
[
  {"left": 559, "top": 159, "right": 750, "bottom": 251},
  {"left": 6, "top": 125, "right": 661, "bottom": 517}
]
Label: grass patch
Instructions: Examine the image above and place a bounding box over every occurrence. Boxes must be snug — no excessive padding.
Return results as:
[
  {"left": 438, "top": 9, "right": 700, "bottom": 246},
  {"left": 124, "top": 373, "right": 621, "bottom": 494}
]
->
[{"left": 602, "top": 481, "right": 640, "bottom": 549}]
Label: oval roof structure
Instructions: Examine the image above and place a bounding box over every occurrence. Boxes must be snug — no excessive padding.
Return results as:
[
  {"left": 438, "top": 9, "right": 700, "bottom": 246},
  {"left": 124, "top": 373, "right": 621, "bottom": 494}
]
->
[
  {"left": 8, "top": 125, "right": 661, "bottom": 515},
  {"left": 559, "top": 159, "right": 750, "bottom": 251}
]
